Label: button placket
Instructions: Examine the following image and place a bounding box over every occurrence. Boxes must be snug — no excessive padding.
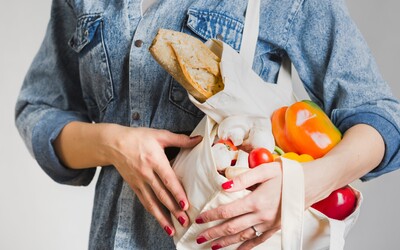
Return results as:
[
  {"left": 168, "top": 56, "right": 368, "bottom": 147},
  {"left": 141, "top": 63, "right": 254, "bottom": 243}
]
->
[{"left": 128, "top": 2, "right": 157, "bottom": 127}]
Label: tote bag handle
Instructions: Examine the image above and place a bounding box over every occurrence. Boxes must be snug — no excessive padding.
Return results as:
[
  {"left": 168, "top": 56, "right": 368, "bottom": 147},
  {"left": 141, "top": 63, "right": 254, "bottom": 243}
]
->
[
  {"left": 240, "top": 2, "right": 351, "bottom": 250},
  {"left": 240, "top": 1, "right": 305, "bottom": 249},
  {"left": 240, "top": 0, "right": 308, "bottom": 101},
  {"left": 240, "top": 0, "right": 260, "bottom": 67}
]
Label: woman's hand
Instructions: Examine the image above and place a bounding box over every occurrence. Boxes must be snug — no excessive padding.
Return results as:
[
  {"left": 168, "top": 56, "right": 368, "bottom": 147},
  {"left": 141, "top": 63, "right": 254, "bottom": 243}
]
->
[
  {"left": 106, "top": 126, "right": 202, "bottom": 236},
  {"left": 195, "top": 162, "right": 283, "bottom": 250},
  {"left": 54, "top": 122, "right": 202, "bottom": 236}
]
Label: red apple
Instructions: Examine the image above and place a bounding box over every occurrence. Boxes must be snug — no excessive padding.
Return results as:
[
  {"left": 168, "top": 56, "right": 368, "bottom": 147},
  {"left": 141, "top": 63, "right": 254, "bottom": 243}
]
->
[{"left": 311, "top": 185, "right": 357, "bottom": 220}]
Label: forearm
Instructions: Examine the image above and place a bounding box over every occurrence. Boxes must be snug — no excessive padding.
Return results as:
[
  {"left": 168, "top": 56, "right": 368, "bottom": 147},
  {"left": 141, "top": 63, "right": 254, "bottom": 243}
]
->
[
  {"left": 303, "top": 124, "right": 385, "bottom": 208},
  {"left": 54, "top": 121, "right": 115, "bottom": 169}
]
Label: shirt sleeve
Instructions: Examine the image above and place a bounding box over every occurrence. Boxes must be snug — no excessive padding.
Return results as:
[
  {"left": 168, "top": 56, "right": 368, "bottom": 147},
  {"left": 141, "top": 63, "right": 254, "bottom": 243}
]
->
[
  {"left": 283, "top": 0, "right": 400, "bottom": 180},
  {"left": 15, "top": 0, "right": 96, "bottom": 186}
]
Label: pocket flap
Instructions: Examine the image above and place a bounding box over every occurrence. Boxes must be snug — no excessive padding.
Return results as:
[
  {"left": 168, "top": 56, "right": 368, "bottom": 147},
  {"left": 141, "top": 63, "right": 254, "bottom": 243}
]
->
[
  {"left": 69, "top": 14, "right": 103, "bottom": 53},
  {"left": 186, "top": 8, "right": 244, "bottom": 51}
]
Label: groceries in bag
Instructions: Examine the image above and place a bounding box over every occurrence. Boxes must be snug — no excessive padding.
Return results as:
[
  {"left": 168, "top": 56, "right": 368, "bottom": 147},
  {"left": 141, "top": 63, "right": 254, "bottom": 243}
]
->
[
  {"left": 150, "top": 28, "right": 357, "bottom": 221},
  {"left": 149, "top": 29, "right": 359, "bottom": 250}
]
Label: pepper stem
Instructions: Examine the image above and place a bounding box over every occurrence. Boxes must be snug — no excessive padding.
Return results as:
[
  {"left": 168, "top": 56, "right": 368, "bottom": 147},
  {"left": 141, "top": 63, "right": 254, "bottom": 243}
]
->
[{"left": 274, "top": 146, "right": 285, "bottom": 156}]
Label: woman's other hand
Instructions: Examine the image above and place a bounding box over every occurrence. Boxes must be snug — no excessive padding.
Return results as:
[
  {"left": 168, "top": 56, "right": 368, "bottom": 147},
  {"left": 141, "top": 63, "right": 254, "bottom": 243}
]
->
[
  {"left": 104, "top": 125, "right": 202, "bottom": 236},
  {"left": 195, "top": 162, "right": 283, "bottom": 250},
  {"left": 54, "top": 122, "right": 202, "bottom": 236}
]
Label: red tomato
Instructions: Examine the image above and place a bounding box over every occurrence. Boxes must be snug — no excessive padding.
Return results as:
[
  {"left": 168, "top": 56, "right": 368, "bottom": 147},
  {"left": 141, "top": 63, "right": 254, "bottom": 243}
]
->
[
  {"left": 248, "top": 148, "right": 274, "bottom": 168},
  {"left": 311, "top": 185, "right": 357, "bottom": 220},
  {"left": 216, "top": 139, "right": 238, "bottom": 151}
]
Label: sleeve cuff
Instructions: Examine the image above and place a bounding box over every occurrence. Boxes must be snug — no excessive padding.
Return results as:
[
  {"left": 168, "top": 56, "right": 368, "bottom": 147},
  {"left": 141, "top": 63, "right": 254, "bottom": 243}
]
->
[
  {"left": 334, "top": 111, "right": 400, "bottom": 181},
  {"left": 32, "top": 110, "right": 96, "bottom": 186}
]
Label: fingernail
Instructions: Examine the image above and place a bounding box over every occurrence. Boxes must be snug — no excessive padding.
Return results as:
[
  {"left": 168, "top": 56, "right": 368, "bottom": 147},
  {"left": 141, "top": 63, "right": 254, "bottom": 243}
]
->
[
  {"left": 190, "top": 135, "right": 202, "bottom": 140},
  {"left": 196, "top": 236, "right": 207, "bottom": 244},
  {"left": 221, "top": 180, "right": 234, "bottom": 190},
  {"left": 179, "top": 200, "right": 186, "bottom": 209},
  {"left": 178, "top": 216, "right": 186, "bottom": 226},
  {"left": 195, "top": 217, "right": 204, "bottom": 224},
  {"left": 164, "top": 226, "right": 173, "bottom": 236},
  {"left": 212, "top": 244, "right": 223, "bottom": 250}
]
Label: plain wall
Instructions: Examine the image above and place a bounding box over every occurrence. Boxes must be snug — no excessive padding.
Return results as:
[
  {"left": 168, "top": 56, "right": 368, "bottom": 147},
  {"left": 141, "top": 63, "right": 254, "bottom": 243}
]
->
[{"left": 0, "top": 1, "right": 399, "bottom": 249}]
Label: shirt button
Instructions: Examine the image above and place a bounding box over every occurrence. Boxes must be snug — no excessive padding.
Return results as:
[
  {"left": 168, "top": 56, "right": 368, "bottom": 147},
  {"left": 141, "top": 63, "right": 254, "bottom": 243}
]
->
[
  {"left": 134, "top": 39, "right": 143, "bottom": 47},
  {"left": 131, "top": 112, "right": 140, "bottom": 120},
  {"left": 216, "top": 34, "right": 223, "bottom": 41}
]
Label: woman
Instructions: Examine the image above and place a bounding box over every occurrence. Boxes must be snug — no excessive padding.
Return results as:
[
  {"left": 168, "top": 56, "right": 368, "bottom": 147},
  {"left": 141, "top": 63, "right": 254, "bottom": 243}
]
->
[{"left": 15, "top": 0, "right": 400, "bottom": 249}]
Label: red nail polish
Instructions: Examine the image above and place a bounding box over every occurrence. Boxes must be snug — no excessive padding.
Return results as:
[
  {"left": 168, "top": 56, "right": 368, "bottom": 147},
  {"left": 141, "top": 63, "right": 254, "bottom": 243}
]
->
[
  {"left": 196, "top": 236, "right": 207, "bottom": 244},
  {"left": 179, "top": 200, "right": 185, "bottom": 209},
  {"left": 178, "top": 216, "right": 186, "bottom": 226},
  {"left": 164, "top": 226, "right": 173, "bottom": 236},
  {"left": 195, "top": 217, "right": 204, "bottom": 224},
  {"left": 212, "top": 244, "right": 223, "bottom": 250},
  {"left": 221, "top": 180, "right": 234, "bottom": 190}
]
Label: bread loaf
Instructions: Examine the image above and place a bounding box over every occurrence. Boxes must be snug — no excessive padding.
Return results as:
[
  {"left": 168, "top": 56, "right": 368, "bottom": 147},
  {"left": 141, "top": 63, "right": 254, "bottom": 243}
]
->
[{"left": 149, "top": 29, "right": 224, "bottom": 102}]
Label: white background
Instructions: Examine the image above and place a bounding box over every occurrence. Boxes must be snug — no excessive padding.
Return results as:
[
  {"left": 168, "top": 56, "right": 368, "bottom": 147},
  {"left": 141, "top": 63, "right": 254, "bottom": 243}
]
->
[{"left": 1, "top": 1, "right": 399, "bottom": 249}]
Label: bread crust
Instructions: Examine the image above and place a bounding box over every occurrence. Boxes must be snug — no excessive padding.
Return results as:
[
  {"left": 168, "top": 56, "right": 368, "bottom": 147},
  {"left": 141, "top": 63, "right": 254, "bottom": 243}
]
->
[{"left": 149, "top": 29, "right": 223, "bottom": 103}]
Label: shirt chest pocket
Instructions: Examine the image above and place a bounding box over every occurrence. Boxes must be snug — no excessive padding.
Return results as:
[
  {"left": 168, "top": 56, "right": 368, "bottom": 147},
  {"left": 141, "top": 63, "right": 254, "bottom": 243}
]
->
[
  {"left": 169, "top": 8, "right": 244, "bottom": 117},
  {"left": 68, "top": 14, "right": 113, "bottom": 122}
]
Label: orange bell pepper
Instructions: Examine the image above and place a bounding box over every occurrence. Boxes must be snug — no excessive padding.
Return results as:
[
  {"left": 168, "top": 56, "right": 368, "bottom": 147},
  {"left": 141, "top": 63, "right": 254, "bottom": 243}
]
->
[
  {"left": 271, "top": 106, "right": 298, "bottom": 153},
  {"left": 271, "top": 100, "right": 342, "bottom": 159}
]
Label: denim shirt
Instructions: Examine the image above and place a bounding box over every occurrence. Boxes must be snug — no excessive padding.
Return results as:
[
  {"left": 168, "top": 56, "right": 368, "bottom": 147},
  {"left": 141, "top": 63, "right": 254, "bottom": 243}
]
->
[{"left": 15, "top": 0, "right": 400, "bottom": 249}]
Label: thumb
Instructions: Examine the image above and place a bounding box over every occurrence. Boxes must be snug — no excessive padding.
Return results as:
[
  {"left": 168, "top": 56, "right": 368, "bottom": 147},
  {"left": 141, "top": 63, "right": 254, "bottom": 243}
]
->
[{"left": 160, "top": 132, "right": 203, "bottom": 148}]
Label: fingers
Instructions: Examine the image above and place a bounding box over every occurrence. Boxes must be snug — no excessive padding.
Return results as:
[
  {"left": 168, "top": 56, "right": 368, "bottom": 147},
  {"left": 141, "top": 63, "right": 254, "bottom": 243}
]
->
[
  {"left": 237, "top": 227, "right": 280, "bottom": 250},
  {"left": 153, "top": 154, "right": 190, "bottom": 210},
  {"left": 195, "top": 162, "right": 283, "bottom": 248},
  {"left": 158, "top": 130, "right": 203, "bottom": 149},
  {"left": 222, "top": 162, "right": 282, "bottom": 192},
  {"left": 196, "top": 213, "right": 260, "bottom": 245},
  {"left": 132, "top": 182, "right": 176, "bottom": 237},
  {"left": 134, "top": 152, "right": 190, "bottom": 226},
  {"left": 147, "top": 169, "right": 190, "bottom": 227},
  {"left": 112, "top": 127, "right": 195, "bottom": 236},
  {"left": 215, "top": 226, "right": 279, "bottom": 250},
  {"left": 196, "top": 196, "right": 254, "bottom": 225},
  {"left": 196, "top": 163, "right": 282, "bottom": 224},
  {"left": 150, "top": 130, "right": 202, "bottom": 211},
  {"left": 197, "top": 215, "right": 280, "bottom": 249}
]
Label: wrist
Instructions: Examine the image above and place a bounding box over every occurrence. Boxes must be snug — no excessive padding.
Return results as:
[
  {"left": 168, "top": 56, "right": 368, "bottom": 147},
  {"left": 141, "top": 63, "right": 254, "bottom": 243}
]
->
[
  {"left": 95, "top": 123, "right": 125, "bottom": 167},
  {"left": 302, "top": 158, "right": 341, "bottom": 208}
]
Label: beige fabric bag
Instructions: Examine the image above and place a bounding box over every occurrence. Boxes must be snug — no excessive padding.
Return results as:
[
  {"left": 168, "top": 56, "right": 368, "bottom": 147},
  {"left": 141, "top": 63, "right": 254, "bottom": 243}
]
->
[{"left": 172, "top": 0, "right": 362, "bottom": 249}]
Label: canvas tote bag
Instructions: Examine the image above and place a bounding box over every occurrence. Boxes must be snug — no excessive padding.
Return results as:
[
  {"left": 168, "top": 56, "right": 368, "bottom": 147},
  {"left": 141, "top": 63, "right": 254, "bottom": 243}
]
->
[{"left": 171, "top": 0, "right": 362, "bottom": 249}]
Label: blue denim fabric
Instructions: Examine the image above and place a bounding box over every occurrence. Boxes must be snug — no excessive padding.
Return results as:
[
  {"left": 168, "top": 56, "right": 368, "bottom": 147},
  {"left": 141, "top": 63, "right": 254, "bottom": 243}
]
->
[{"left": 15, "top": 0, "right": 400, "bottom": 248}]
